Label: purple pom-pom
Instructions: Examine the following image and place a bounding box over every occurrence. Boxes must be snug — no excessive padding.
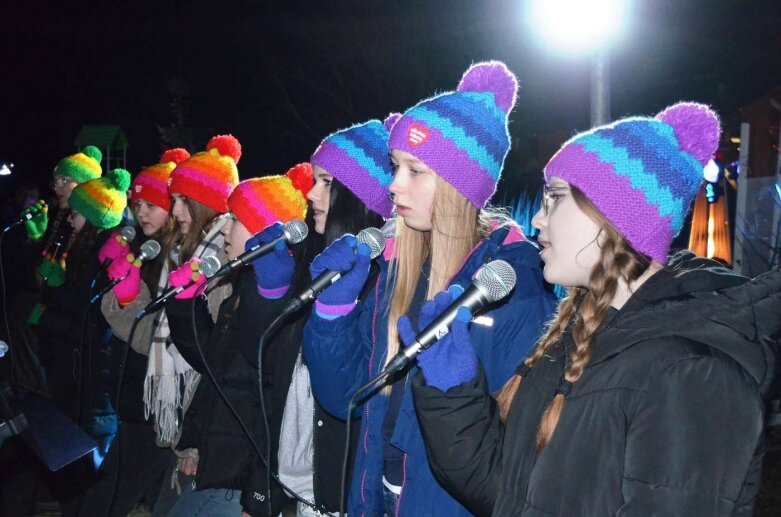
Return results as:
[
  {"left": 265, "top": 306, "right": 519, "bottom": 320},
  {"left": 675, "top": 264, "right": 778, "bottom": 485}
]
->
[
  {"left": 383, "top": 112, "right": 402, "bottom": 133},
  {"left": 656, "top": 102, "right": 720, "bottom": 165},
  {"left": 456, "top": 61, "right": 519, "bottom": 115}
]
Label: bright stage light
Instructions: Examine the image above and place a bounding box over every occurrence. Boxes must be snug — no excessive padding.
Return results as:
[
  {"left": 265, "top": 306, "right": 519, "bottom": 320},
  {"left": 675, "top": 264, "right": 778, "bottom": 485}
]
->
[{"left": 528, "top": 0, "right": 628, "bottom": 55}]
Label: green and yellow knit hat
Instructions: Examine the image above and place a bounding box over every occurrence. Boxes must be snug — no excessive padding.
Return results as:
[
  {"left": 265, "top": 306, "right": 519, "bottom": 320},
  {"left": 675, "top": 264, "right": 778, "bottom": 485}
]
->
[
  {"left": 54, "top": 145, "right": 103, "bottom": 183},
  {"left": 69, "top": 168, "right": 131, "bottom": 229}
]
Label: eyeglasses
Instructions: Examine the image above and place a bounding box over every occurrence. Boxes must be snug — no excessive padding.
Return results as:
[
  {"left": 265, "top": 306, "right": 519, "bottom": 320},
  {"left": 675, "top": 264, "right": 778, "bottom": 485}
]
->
[
  {"left": 542, "top": 185, "right": 570, "bottom": 216},
  {"left": 50, "top": 177, "right": 74, "bottom": 189}
]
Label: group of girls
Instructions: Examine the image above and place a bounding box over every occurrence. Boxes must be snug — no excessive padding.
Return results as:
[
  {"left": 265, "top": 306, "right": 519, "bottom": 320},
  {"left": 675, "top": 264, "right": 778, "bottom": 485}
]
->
[{"left": 19, "top": 58, "right": 778, "bottom": 517}]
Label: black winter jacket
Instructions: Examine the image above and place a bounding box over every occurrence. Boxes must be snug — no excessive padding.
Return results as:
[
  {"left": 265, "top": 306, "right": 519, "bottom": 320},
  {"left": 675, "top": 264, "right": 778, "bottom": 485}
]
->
[
  {"left": 413, "top": 254, "right": 781, "bottom": 516},
  {"left": 38, "top": 230, "right": 121, "bottom": 437},
  {"left": 165, "top": 269, "right": 299, "bottom": 517}
]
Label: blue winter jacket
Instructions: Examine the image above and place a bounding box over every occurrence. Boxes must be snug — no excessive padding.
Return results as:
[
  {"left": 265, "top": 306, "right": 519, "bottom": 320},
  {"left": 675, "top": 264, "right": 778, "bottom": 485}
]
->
[{"left": 303, "top": 226, "right": 557, "bottom": 516}]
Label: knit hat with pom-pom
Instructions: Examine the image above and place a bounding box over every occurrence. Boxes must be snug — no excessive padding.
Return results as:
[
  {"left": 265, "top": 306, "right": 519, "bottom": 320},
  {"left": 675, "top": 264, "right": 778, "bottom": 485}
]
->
[
  {"left": 388, "top": 61, "right": 519, "bottom": 209},
  {"left": 69, "top": 168, "right": 132, "bottom": 229},
  {"left": 54, "top": 145, "right": 103, "bottom": 183},
  {"left": 544, "top": 102, "right": 721, "bottom": 264},
  {"left": 228, "top": 163, "right": 314, "bottom": 235},
  {"left": 168, "top": 135, "right": 241, "bottom": 213},
  {"left": 310, "top": 114, "right": 398, "bottom": 218},
  {"left": 132, "top": 148, "right": 190, "bottom": 212}
]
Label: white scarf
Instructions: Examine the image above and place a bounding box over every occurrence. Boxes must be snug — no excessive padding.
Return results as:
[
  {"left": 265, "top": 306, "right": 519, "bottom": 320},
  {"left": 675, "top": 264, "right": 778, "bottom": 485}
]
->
[{"left": 143, "top": 214, "right": 230, "bottom": 446}]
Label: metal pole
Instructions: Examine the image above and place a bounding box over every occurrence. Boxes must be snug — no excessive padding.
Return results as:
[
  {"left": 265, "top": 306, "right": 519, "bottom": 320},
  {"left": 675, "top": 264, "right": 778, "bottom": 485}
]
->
[
  {"left": 732, "top": 122, "right": 751, "bottom": 275},
  {"left": 590, "top": 47, "right": 611, "bottom": 127}
]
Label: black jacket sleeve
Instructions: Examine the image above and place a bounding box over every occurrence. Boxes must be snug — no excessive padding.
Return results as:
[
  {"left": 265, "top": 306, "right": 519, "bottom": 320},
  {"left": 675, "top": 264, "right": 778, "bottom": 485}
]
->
[
  {"left": 412, "top": 368, "right": 504, "bottom": 517},
  {"left": 164, "top": 296, "right": 214, "bottom": 373}
]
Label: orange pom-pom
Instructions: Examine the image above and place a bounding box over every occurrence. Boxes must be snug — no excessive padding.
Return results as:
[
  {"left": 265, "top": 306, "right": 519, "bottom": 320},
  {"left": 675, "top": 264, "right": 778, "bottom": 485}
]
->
[
  {"left": 160, "top": 148, "right": 191, "bottom": 165},
  {"left": 206, "top": 134, "right": 242, "bottom": 164},
  {"left": 286, "top": 162, "right": 314, "bottom": 197}
]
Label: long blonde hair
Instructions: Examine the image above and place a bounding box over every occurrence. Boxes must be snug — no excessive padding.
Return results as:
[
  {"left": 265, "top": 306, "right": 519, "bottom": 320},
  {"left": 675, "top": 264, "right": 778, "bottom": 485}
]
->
[
  {"left": 495, "top": 187, "right": 650, "bottom": 449},
  {"left": 385, "top": 176, "right": 505, "bottom": 374}
]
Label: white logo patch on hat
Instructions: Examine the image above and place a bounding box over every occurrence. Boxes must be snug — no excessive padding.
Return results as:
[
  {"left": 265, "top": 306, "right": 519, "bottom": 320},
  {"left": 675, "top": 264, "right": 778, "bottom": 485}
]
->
[
  {"left": 408, "top": 125, "right": 429, "bottom": 147},
  {"left": 134, "top": 185, "right": 142, "bottom": 193}
]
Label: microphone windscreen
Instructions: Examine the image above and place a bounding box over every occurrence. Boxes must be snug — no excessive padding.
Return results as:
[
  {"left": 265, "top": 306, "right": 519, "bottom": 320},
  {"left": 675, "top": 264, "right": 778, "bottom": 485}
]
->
[
  {"left": 357, "top": 227, "right": 385, "bottom": 259},
  {"left": 119, "top": 225, "right": 136, "bottom": 242},
  {"left": 138, "top": 240, "right": 161, "bottom": 261},
  {"left": 380, "top": 217, "right": 397, "bottom": 239},
  {"left": 199, "top": 256, "right": 222, "bottom": 278},
  {"left": 283, "top": 219, "right": 308, "bottom": 244},
  {"left": 474, "top": 260, "right": 516, "bottom": 302}
]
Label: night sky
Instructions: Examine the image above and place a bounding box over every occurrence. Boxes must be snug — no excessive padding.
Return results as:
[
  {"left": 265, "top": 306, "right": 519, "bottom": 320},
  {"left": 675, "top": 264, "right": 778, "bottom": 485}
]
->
[{"left": 4, "top": 0, "right": 781, "bottom": 199}]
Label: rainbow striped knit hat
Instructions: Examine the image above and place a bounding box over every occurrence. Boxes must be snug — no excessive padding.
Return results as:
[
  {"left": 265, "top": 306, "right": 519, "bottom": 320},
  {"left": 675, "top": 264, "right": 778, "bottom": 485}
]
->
[
  {"left": 132, "top": 148, "right": 191, "bottom": 212},
  {"left": 544, "top": 102, "right": 720, "bottom": 265},
  {"left": 310, "top": 116, "right": 396, "bottom": 218},
  {"left": 388, "top": 61, "right": 519, "bottom": 209},
  {"left": 228, "top": 163, "right": 314, "bottom": 235},
  {"left": 54, "top": 145, "right": 103, "bottom": 183},
  {"left": 69, "top": 168, "right": 131, "bottom": 229},
  {"left": 168, "top": 135, "right": 241, "bottom": 213}
]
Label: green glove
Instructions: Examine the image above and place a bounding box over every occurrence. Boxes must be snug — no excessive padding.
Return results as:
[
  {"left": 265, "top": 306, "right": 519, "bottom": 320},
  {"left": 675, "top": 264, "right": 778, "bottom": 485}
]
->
[
  {"left": 37, "top": 258, "right": 66, "bottom": 287},
  {"left": 27, "top": 303, "right": 45, "bottom": 326},
  {"left": 22, "top": 201, "right": 48, "bottom": 241}
]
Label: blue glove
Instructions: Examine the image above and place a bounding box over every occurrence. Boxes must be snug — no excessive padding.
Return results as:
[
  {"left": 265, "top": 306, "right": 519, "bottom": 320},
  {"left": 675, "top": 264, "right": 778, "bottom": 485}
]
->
[
  {"left": 247, "top": 222, "right": 294, "bottom": 299},
  {"left": 310, "top": 234, "right": 371, "bottom": 319},
  {"left": 397, "top": 285, "right": 478, "bottom": 392}
]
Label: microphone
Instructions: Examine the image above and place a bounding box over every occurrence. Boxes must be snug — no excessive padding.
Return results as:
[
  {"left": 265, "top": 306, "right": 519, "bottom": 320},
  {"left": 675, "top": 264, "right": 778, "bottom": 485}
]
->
[
  {"left": 281, "top": 227, "right": 385, "bottom": 316},
  {"left": 213, "top": 219, "right": 308, "bottom": 277},
  {"left": 380, "top": 217, "right": 396, "bottom": 239},
  {"left": 381, "top": 259, "right": 517, "bottom": 376},
  {"left": 90, "top": 240, "right": 162, "bottom": 303},
  {"left": 3, "top": 201, "right": 47, "bottom": 232},
  {"left": 92, "top": 226, "right": 137, "bottom": 287},
  {"left": 102, "top": 226, "right": 137, "bottom": 266},
  {"left": 135, "top": 255, "right": 221, "bottom": 319}
]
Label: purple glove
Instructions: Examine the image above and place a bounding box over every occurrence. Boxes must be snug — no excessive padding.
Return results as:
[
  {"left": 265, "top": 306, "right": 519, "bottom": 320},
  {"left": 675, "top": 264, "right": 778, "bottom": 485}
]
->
[
  {"left": 397, "top": 285, "right": 478, "bottom": 392},
  {"left": 310, "top": 234, "right": 371, "bottom": 319},
  {"left": 246, "top": 222, "right": 294, "bottom": 299},
  {"left": 107, "top": 253, "right": 142, "bottom": 306},
  {"left": 168, "top": 258, "right": 207, "bottom": 300}
]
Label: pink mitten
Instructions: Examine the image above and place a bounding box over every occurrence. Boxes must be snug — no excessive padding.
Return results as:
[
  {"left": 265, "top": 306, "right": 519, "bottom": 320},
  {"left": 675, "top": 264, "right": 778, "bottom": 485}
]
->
[
  {"left": 168, "top": 258, "right": 207, "bottom": 299},
  {"left": 98, "top": 232, "right": 130, "bottom": 264},
  {"left": 108, "top": 253, "right": 142, "bottom": 306}
]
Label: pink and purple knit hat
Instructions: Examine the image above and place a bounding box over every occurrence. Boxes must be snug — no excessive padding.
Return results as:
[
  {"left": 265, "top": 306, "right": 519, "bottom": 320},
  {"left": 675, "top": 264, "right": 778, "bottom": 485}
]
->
[
  {"left": 310, "top": 116, "right": 397, "bottom": 218},
  {"left": 388, "top": 61, "right": 519, "bottom": 209},
  {"left": 544, "top": 102, "right": 721, "bottom": 265}
]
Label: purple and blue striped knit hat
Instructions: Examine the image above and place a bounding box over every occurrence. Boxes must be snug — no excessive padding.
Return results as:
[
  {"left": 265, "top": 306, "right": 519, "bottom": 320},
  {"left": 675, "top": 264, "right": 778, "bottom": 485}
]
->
[
  {"left": 544, "top": 102, "right": 721, "bottom": 265},
  {"left": 310, "top": 116, "right": 397, "bottom": 218},
  {"left": 388, "top": 61, "right": 519, "bottom": 209}
]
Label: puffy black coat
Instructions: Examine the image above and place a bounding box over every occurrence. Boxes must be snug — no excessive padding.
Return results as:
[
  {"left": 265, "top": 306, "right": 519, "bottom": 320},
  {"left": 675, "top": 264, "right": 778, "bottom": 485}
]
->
[
  {"left": 165, "top": 269, "right": 299, "bottom": 517},
  {"left": 413, "top": 254, "right": 781, "bottom": 516}
]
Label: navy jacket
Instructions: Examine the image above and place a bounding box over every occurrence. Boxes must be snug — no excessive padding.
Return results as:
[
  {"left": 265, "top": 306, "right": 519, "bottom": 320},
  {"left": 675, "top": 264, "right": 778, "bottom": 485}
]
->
[{"left": 304, "top": 226, "right": 557, "bottom": 516}]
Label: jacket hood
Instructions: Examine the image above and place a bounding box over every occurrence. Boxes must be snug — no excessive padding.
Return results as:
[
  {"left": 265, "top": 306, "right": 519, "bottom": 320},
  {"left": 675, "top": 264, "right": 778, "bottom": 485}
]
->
[{"left": 591, "top": 251, "right": 781, "bottom": 397}]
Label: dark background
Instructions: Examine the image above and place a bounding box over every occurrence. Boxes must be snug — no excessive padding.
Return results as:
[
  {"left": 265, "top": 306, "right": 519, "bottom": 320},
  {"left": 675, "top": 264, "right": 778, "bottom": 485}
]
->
[{"left": 3, "top": 0, "right": 781, "bottom": 198}]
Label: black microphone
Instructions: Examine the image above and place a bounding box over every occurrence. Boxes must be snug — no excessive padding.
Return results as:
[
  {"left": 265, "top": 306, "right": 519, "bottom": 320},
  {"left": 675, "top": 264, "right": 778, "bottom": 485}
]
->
[
  {"left": 213, "top": 219, "right": 308, "bottom": 277},
  {"left": 90, "top": 240, "right": 162, "bottom": 303},
  {"left": 281, "top": 227, "right": 385, "bottom": 316},
  {"left": 381, "top": 259, "right": 517, "bottom": 376},
  {"left": 92, "top": 226, "right": 137, "bottom": 288},
  {"left": 135, "top": 255, "right": 221, "bottom": 319},
  {"left": 2, "top": 201, "right": 47, "bottom": 232}
]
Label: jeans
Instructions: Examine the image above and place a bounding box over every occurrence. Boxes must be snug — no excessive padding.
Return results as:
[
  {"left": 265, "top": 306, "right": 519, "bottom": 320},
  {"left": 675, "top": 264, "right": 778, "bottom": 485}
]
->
[{"left": 168, "top": 484, "right": 243, "bottom": 516}]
